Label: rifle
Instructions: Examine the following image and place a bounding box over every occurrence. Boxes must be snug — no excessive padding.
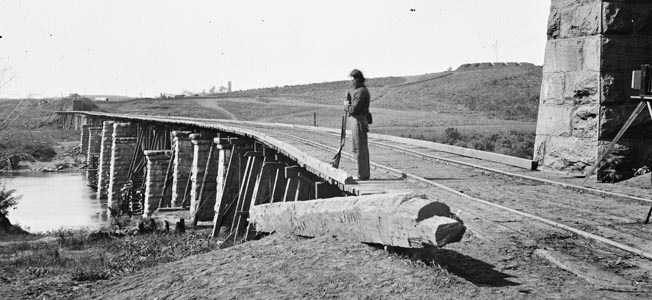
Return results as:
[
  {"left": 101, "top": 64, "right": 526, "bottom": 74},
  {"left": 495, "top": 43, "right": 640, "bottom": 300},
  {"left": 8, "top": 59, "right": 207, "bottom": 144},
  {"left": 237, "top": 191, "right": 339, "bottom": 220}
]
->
[{"left": 331, "top": 108, "right": 348, "bottom": 168}]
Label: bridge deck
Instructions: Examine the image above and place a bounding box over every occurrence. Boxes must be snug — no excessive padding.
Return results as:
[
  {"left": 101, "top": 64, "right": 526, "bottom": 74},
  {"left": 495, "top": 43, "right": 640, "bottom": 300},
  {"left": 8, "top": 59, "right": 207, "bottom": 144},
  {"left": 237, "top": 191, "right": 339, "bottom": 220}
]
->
[
  {"left": 57, "top": 111, "right": 652, "bottom": 292},
  {"left": 59, "top": 111, "right": 651, "bottom": 200}
]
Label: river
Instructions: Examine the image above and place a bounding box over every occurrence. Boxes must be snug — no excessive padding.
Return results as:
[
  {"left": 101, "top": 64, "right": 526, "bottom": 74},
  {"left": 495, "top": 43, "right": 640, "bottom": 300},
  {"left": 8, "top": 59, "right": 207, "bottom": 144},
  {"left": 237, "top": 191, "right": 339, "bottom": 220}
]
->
[{"left": 1, "top": 172, "right": 107, "bottom": 233}]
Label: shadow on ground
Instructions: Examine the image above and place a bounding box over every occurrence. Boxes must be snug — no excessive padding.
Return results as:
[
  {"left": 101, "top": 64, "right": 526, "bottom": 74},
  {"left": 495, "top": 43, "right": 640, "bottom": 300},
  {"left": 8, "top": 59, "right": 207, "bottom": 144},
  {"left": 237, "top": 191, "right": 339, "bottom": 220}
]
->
[{"left": 381, "top": 245, "right": 520, "bottom": 287}]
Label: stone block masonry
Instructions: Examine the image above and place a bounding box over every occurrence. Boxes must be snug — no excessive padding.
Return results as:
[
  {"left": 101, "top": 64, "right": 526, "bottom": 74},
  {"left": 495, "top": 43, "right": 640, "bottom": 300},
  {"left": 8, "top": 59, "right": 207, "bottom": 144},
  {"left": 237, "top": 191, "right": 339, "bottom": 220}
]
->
[
  {"left": 80, "top": 124, "right": 91, "bottom": 155},
  {"left": 86, "top": 126, "right": 103, "bottom": 185},
  {"left": 106, "top": 123, "right": 137, "bottom": 213},
  {"left": 535, "top": 0, "right": 652, "bottom": 175},
  {"left": 107, "top": 137, "right": 138, "bottom": 212},
  {"left": 214, "top": 138, "right": 233, "bottom": 215},
  {"left": 171, "top": 131, "right": 193, "bottom": 207},
  {"left": 143, "top": 150, "right": 173, "bottom": 216},
  {"left": 189, "top": 133, "right": 220, "bottom": 225},
  {"left": 96, "top": 121, "right": 115, "bottom": 199}
]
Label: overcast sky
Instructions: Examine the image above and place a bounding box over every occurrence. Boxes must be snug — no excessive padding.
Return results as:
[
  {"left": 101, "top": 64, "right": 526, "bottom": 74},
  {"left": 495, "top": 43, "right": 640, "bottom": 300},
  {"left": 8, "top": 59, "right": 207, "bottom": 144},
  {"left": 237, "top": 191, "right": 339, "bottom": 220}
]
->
[{"left": 0, "top": 0, "right": 551, "bottom": 98}]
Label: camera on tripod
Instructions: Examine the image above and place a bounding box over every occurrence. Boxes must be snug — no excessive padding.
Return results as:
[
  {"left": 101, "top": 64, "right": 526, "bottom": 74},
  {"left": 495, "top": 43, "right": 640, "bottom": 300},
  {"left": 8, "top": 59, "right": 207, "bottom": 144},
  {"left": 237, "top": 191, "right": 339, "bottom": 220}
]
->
[{"left": 631, "top": 64, "right": 652, "bottom": 97}]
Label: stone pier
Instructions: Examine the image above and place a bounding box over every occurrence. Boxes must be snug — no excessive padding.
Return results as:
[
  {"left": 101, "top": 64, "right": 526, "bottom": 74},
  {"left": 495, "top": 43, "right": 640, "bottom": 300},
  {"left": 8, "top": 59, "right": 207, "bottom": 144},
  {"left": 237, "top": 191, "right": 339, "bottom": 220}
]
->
[
  {"left": 80, "top": 124, "right": 91, "bottom": 155},
  {"left": 107, "top": 123, "right": 137, "bottom": 212},
  {"left": 535, "top": 0, "right": 652, "bottom": 174},
  {"left": 171, "top": 131, "right": 193, "bottom": 207},
  {"left": 143, "top": 150, "right": 173, "bottom": 216},
  {"left": 97, "top": 121, "right": 115, "bottom": 198},
  {"left": 86, "top": 126, "right": 103, "bottom": 185},
  {"left": 107, "top": 137, "right": 137, "bottom": 212},
  {"left": 189, "top": 133, "right": 219, "bottom": 225}
]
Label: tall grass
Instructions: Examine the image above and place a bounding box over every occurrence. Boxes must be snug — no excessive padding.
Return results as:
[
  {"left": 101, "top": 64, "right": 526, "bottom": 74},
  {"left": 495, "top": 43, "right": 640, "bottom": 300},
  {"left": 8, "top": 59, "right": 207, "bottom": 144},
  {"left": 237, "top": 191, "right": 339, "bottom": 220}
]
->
[{"left": 0, "top": 227, "right": 220, "bottom": 282}]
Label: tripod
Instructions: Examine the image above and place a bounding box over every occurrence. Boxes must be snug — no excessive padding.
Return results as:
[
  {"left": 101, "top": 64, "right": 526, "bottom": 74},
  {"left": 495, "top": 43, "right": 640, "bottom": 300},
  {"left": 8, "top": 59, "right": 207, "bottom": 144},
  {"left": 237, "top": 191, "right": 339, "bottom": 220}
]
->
[{"left": 583, "top": 65, "right": 652, "bottom": 224}]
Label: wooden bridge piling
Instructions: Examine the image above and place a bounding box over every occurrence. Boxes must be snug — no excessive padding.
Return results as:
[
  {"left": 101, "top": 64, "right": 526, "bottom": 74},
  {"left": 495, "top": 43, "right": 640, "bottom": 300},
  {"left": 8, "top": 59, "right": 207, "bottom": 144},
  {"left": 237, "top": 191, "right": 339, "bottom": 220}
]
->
[
  {"left": 212, "top": 141, "right": 252, "bottom": 237},
  {"left": 231, "top": 150, "right": 265, "bottom": 243},
  {"left": 61, "top": 112, "right": 470, "bottom": 251}
]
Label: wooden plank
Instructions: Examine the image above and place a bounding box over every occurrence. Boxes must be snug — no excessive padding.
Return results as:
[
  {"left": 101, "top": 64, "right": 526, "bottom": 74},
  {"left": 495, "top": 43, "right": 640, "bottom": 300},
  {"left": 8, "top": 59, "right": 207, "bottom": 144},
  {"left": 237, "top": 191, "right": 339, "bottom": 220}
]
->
[
  {"left": 249, "top": 192, "right": 466, "bottom": 248},
  {"left": 282, "top": 178, "right": 299, "bottom": 202},
  {"left": 270, "top": 168, "right": 287, "bottom": 203},
  {"left": 315, "top": 181, "right": 344, "bottom": 199},
  {"left": 244, "top": 162, "right": 287, "bottom": 238},
  {"left": 250, "top": 162, "right": 286, "bottom": 206},
  {"left": 211, "top": 145, "right": 252, "bottom": 236},
  {"left": 296, "top": 180, "right": 312, "bottom": 201},
  {"left": 231, "top": 152, "right": 264, "bottom": 242}
]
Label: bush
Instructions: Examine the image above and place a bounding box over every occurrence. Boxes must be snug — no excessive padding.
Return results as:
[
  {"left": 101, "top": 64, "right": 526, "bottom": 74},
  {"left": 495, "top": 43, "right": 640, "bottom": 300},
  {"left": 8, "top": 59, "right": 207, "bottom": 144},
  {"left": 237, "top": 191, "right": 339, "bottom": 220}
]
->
[
  {"left": 0, "top": 141, "right": 57, "bottom": 162},
  {"left": 21, "top": 144, "right": 57, "bottom": 161},
  {"left": 435, "top": 127, "right": 535, "bottom": 159},
  {"left": 0, "top": 180, "right": 21, "bottom": 216}
]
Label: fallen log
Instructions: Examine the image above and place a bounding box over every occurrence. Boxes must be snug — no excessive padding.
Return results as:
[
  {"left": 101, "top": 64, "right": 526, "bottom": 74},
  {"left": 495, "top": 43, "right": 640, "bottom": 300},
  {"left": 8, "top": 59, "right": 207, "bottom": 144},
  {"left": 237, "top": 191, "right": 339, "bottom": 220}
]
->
[{"left": 249, "top": 192, "right": 465, "bottom": 248}]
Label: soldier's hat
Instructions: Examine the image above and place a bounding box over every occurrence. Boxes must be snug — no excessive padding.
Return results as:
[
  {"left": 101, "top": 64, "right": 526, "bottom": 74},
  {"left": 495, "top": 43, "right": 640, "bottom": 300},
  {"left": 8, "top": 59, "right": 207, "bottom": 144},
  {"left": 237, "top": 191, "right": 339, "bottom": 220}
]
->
[{"left": 349, "top": 69, "right": 364, "bottom": 79}]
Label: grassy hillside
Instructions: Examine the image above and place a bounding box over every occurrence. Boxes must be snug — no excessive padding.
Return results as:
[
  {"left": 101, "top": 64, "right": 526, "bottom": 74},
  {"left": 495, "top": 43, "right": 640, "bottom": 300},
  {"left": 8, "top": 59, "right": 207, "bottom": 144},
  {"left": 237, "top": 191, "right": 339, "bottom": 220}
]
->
[
  {"left": 2, "top": 65, "right": 543, "bottom": 163},
  {"left": 374, "top": 66, "right": 541, "bottom": 121},
  {"left": 221, "top": 66, "right": 542, "bottom": 122},
  {"left": 0, "top": 98, "right": 87, "bottom": 163}
]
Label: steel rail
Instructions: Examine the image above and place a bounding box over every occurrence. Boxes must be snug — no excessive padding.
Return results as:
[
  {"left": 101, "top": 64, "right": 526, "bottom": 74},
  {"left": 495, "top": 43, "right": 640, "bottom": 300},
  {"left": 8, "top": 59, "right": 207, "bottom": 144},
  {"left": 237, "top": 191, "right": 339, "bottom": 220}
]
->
[
  {"left": 256, "top": 124, "right": 652, "bottom": 205},
  {"left": 151, "top": 116, "right": 652, "bottom": 205},
  {"left": 59, "top": 112, "right": 652, "bottom": 259},
  {"left": 76, "top": 112, "right": 649, "bottom": 206},
  {"left": 256, "top": 128, "right": 652, "bottom": 261}
]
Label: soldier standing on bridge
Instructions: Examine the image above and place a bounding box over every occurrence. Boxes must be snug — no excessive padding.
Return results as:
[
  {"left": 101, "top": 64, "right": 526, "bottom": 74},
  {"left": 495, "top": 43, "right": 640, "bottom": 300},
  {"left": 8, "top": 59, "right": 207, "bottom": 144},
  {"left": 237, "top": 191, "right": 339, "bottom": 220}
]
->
[{"left": 344, "top": 69, "right": 370, "bottom": 180}]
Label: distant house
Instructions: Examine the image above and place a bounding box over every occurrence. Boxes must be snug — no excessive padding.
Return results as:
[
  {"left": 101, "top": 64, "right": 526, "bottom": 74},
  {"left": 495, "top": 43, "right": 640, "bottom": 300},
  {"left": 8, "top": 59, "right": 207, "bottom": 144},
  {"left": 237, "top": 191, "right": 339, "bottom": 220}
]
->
[{"left": 94, "top": 97, "right": 109, "bottom": 101}]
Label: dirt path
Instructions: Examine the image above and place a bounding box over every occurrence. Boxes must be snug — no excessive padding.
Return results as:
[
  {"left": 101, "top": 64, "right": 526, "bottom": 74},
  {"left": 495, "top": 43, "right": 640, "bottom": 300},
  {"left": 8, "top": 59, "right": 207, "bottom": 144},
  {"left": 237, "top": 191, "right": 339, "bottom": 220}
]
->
[{"left": 193, "top": 99, "right": 239, "bottom": 120}]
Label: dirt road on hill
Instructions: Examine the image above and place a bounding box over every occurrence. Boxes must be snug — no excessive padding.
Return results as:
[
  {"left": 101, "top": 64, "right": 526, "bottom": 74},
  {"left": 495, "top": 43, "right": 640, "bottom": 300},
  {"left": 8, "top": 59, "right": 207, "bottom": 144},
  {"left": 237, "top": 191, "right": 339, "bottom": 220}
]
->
[{"left": 193, "top": 99, "right": 239, "bottom": 120}]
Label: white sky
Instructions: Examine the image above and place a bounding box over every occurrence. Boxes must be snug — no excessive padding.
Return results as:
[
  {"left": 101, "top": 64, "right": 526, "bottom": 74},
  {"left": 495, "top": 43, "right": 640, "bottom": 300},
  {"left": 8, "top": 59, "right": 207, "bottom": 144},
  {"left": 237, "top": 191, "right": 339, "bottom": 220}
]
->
[{"left": 0, "top": 0, "right": 551, "bottom": 98}]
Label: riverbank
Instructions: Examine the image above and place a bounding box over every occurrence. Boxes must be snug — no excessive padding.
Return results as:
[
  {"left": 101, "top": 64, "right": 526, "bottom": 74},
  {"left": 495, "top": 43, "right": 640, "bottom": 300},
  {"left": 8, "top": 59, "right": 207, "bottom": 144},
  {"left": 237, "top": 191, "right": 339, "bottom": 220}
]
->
[
  {"left": 0, "top": 141, "right": 84, "bottom": 175},
  {"left": 0, "top": 217, "right": 221, "bottom": 299}
]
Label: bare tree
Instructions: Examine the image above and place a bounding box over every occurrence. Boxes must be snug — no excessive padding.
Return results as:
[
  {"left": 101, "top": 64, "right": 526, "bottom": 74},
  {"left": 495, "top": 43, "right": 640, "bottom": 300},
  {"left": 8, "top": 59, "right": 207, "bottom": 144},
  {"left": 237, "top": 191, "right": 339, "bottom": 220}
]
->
[{"left": 0, "top": 66, "right": 23, "bottom": 136}]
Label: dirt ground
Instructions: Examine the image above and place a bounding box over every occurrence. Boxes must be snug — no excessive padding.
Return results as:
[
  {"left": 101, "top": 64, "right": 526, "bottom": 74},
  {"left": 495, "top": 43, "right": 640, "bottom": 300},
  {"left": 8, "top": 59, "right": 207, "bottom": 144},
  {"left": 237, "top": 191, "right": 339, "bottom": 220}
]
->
[{"left": 3, "top": 230, "right": 646, "bottom": 300}]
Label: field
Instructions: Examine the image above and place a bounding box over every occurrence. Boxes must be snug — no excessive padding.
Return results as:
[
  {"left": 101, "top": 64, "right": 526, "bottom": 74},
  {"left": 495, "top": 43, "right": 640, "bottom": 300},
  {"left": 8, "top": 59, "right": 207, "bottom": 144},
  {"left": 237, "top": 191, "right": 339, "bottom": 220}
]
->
[
  {"left": 0, "top": 65, "right": 541, "bottom": 164},
  {"left": 93, "top": 65, "right": 541, "bottom": 158}
]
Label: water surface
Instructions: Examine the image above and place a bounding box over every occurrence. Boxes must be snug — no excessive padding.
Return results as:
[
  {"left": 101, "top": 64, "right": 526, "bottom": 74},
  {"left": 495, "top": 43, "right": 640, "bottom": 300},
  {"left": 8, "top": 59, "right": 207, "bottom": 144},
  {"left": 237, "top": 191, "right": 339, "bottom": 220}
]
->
[{"left": 1, "top": 172, "right": 107, "bottom": 233}]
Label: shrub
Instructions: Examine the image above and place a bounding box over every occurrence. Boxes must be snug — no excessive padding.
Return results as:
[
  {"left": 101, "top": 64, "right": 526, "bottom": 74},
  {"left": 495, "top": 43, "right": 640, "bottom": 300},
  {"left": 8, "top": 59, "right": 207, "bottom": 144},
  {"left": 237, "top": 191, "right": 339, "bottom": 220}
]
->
[
  {"left": 435, "top": 127, "right": 535, "bottom": 159},
  {"left": 21, "top": 144, "right": 57, "bottom": 161},
  {"left": 0, "top": 141, "right": 57, "bottom": 162},
  {"left": 0, "top": 180, "right": 21, "bottom": 217}
]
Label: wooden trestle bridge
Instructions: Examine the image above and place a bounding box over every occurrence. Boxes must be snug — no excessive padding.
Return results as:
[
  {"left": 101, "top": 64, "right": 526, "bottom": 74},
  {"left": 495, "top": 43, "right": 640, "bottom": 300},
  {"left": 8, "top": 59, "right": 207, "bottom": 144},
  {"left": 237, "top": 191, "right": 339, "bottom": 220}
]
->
[{"left": 57, "top": 112, "right": 652, "bottom": 274}]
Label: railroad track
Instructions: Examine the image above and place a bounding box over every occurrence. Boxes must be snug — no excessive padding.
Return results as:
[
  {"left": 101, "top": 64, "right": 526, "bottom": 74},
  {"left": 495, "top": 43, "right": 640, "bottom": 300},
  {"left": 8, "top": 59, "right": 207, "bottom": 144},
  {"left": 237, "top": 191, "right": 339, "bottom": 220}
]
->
[
  {"left": 192, "top": 120, "right": 652, "bottom": 288},
  {"left": 69, "top": 111, "right": 651, "bottom": 288}
]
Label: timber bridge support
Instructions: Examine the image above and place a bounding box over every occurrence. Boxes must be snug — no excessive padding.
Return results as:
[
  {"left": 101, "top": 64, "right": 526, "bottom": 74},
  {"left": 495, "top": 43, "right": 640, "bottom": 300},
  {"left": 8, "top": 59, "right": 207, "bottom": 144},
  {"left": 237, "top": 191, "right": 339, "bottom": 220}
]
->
[
  {"left": 61, "top": 112, "right": 350, "bottom": 242},
  {"left": 58, "top": 112, "right": 467, "bottom": 247}
]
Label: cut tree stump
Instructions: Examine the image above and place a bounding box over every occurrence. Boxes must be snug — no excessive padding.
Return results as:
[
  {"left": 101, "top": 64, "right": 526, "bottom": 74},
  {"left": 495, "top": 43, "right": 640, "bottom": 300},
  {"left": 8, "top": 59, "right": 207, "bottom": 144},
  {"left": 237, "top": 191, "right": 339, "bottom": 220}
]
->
[{"left": 249, "top": 192, "right": 465, "bottom": 248}]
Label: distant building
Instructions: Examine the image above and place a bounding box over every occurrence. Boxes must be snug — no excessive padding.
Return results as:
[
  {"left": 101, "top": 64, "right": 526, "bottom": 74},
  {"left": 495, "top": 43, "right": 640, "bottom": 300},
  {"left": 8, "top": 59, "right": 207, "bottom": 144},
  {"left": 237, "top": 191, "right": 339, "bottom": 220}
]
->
[
  {"left": 228, "top": 81, "right": 232, "bottom": 93},
  {"left": 94, "top": 97, "right": 108, "bottom": 101}
]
